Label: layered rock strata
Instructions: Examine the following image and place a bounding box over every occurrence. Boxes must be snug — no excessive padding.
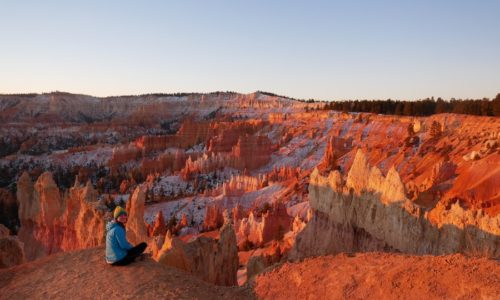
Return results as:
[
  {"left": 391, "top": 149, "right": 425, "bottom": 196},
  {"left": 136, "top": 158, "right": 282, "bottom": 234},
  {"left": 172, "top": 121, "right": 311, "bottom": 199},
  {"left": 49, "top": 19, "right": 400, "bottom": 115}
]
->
[{"left": 291, "top": 150, "right": 500, "bottom": 259}]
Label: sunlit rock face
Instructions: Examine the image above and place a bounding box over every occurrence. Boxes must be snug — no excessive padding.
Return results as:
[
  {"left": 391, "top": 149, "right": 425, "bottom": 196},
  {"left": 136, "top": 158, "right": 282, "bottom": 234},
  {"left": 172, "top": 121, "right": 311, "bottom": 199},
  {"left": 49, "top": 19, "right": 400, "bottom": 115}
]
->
[
  {"left": 179, "top": 135, "right": 272, "bottom": 180},
  {"left": 222, "top": 175, "right": 266, "bottom": 197},
  {"left": 231, "top": 135, "right": 272, "bottom": 170},
  {"left": 290, "top": 150, "right": 500, "bottom": 260},
  {"left": 207, "top": 120, "right": 264, "bottom": 153},
  {"left": 236, "top": 202, "right": 291, "bottom": 248},
  {"left": 346, "top": 149, "right": 407, "bottom": 204},
  {"left": 202, "top": 205, "right": 224, "bottom": 232},
  {"left": 16, "top": 172, "right": 107, "bottom": 261},
  {"left": 125, "top": 185, "right": 148, "bottom": 245},
  {"left": 148, "top": 210, "right": 167, "bottom": 237},
  {"left": 156, "top": 224, "right": 239, "bottom": 286}
]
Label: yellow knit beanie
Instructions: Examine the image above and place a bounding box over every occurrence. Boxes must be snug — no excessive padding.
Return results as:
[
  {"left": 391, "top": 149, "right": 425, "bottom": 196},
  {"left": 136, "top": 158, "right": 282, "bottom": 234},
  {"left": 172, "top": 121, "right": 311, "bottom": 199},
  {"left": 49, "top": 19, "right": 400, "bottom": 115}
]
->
[{"left": 113, "top": 206, "right": 127, "bottom": 219}]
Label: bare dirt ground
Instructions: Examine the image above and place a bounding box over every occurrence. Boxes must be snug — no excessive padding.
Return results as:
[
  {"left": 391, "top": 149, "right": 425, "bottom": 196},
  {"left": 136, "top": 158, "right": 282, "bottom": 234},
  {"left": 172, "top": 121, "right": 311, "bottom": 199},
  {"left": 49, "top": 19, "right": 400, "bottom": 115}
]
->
[
  {"left": 2, "top": 249, "right": 499, "bottom": 300},
  {"left": 0, "top": 247, "right": 252, "bottom": 300},
  {"left": 252, "top": 252, "right": 500, "bottom": 300}
]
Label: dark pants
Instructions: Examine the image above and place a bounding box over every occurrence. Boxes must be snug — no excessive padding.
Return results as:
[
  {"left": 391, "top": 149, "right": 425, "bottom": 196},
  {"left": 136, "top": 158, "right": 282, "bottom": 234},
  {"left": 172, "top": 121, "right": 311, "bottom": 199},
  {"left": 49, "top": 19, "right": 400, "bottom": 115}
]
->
[{"left": 112, "top": 242, "right": 147, "bottom": 266}]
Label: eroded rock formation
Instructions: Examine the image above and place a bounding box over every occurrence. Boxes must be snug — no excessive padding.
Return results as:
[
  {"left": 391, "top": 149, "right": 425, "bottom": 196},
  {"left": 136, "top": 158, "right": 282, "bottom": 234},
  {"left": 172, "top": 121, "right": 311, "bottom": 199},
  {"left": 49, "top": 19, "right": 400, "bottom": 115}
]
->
[
  {"left": 222, "top": 175, "right": 266, "bottom": 197},
  {"left": 207, "top": 120, "right": 264, "bottom": 153},
  {"left": 0, "top": 224, "right": 25, "bottom": 268},
  {"left": 16, "top": 172, "right": 107, "bottom": 261},
  {"left": 291, "top": 150, "right": 500, "bottom": 260},
  {"left": 148, "top": 211, "right": 167, "bottom": 237},
  {"left": 202, "top": 205, "right": 224, "bottom": 231},
  {"left": 156, "top": 224, "right": 239, "bottom": 286},
  {"left": 231, "top": 135, "right": 272, "bottom": 170},
  {"left": 125, "top": 185, "right": 148, "bottom": 245},
  {"left": 237, "top": 202, "right": 291, "bottom": 248}
]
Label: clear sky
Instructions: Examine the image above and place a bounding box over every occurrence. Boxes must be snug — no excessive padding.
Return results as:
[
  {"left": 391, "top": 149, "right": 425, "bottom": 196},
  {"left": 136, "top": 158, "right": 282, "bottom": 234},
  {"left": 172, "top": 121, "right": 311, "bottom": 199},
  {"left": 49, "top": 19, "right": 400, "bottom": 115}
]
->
[{"left": 1, "top": 0, "right": 499, "bottom": 100}]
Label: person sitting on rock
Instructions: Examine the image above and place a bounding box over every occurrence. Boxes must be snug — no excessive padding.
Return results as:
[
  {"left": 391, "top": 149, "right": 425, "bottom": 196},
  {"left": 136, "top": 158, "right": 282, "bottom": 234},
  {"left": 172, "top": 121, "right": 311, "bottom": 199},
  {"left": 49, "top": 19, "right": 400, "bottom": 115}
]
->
[{"left": 105, "top": 206, "right": 147, "bottom": 266}]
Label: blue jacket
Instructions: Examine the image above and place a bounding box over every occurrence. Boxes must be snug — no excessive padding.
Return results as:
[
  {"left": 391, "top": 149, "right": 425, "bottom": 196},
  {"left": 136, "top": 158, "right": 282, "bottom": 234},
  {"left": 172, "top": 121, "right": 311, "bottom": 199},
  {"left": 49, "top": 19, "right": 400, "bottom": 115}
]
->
[{"left": 105, "top": 221, "right": 133, "bottom": 264}]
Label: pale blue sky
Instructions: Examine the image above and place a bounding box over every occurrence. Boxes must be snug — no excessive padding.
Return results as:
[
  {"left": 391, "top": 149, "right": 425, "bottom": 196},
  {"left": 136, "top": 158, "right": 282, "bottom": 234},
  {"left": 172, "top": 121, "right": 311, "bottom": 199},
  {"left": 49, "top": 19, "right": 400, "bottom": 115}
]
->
[{"left": 1, "top": 0, "right": 499, "bottom": 100}]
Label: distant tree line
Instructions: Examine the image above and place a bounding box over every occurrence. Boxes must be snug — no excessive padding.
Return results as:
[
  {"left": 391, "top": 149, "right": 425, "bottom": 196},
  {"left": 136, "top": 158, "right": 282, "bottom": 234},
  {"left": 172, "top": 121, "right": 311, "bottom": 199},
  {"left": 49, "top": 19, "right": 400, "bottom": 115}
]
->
[
  {"left": 0, "top": 93, "right": 38, "bottom": 97},
  {"left": 319, "top": 94, "right": 500, "bottom": 116},
  {"left": 0, "top": 91, "right": 241, "bottom": 99},
  {"left": 134, "top": 91, "right": 239, "bottom": 98},
  {"left": 255, "top": 91, "right": 298, "bottom": 100}
]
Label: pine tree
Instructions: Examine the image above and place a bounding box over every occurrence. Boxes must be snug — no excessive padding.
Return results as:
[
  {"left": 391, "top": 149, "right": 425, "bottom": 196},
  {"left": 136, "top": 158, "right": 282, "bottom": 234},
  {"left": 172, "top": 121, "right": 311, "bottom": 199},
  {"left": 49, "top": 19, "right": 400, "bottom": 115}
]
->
[
  {"left": 430, "top": 121, "right": 442, "bottom": 138},
  {"left": 493, "top": 93, "right": 500, "bottom": 116}
]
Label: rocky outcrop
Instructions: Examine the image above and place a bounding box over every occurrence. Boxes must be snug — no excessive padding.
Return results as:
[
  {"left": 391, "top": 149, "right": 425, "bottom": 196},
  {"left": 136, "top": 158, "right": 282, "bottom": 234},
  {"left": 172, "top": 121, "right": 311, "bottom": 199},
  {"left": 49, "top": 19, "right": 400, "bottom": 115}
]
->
[
  {"left": 125, "top": 185, "right": 148, "bottom": 245},
  {"left": 17, "top": 172, "right": 37, "bottom": 224},
  {"left": 0, "top": 188, "right": 19, "bottom": 234},
  {"left": 266, "top": 166, "right": 299, "bottom": 183},
  {"left": 17, "top": 171, "right": 63, "bottom": 260},
  {"left": 232, "top": 135, "right": 272, "bottom": 170},
  {"left": 148, "top": 211, "right": 167, "bottom": 237},
  {"left": 16, "top": 172, "right": 107, "bottom": 261},
  {"left": 181, "top": 152, "right": 231, "bottom": 180},
  {"left": 108, "top": 144, "right": 142, "bottom": 169},
  {"left": 0, "top": 224, "right": 25, "bottom": 268},
  {"left": 291, "top": 150, "right": 500, "bottom": 260},
  {"left": 136, "top": 119, "right": 267, "bottom": 158},
  {"left": 207, "top": 120, "right": 264, "bottom": 153},
  {"left": 156, "top": 224, "right": 239, "bottom": 286},
  {"left": 423, "top": 160, "right": 457, "bottom": 189},
  {"left": 58, "top": 180, "right": 107, "bottom": 252},
  {"left": 135, "top": 120, "right": 215, "bottom": 153},
  {"left": 222, "top": 175, "right": 266, "bottom": 197},
  {"left": 317, "top": 136, "right": 352, "bottom": 174},
  {"left": 180, "top": 138, "right": 272, "bottom": 180},
  {"left": 346, "top": 149, "right": 406, "bottom": 204},
  {"left": 246, "top": 242, "right": 284, "bottom": 281},
  {"left": 135, "top": 135, "right": 178, "bottom": 154},
  {"left": 237, "top": 202, "right": 291, "bottom": 248},
  {"left": 231, "top": 204, "right": 248, "bottom": 231},
  {"left": 202, "top": 205, "right": 224, "bottom": 231},
  {"left": 140, "top": 149, "right": 189, "bottom": 175}
]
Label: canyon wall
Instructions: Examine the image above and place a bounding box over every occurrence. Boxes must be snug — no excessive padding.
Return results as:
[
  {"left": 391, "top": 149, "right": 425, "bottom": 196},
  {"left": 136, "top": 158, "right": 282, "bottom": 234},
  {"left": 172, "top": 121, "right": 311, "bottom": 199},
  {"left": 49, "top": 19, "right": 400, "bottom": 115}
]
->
[
  {"left": 290, "top": 150, "right": 500, "bottom": 260},
  {"left": 0, "top": 92, "right": 305, "bottom": 123}
]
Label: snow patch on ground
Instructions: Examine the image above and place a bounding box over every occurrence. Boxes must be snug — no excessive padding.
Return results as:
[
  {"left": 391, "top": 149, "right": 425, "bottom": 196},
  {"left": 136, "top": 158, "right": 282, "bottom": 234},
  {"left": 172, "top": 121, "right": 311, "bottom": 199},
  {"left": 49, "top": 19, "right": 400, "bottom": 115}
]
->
[{"left": 0, "top": 146, "right": 113, "bottom": 168}]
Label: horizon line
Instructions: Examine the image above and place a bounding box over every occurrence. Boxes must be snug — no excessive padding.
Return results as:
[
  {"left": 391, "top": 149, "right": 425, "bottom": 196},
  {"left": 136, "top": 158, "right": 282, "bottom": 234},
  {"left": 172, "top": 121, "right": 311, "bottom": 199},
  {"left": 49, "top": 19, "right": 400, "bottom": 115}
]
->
[{"left": 0, "top": 90, "right": 498, "bottom": 102}]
